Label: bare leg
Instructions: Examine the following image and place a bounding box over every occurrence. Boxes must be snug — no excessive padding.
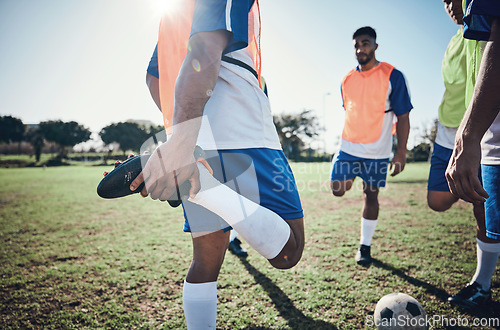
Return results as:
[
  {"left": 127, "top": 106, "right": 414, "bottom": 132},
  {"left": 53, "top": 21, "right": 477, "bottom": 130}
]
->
[
  {"left": 186, "top": 230, "right": 230, "bottom": 283},
  {"left": 269, "top": 217, "right": 305, "bottom": 269},
  {"left": 362, "top": 182, "right": 379, "bottom": 220},
  {"left": 427, "top": 190, "right": 459, "bottom": 212},
  {"left": 331, "top": 178, "right": 355, "bottom": 197}
]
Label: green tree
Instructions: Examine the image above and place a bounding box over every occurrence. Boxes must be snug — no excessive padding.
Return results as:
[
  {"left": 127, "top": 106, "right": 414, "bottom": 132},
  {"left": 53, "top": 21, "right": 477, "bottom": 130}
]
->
[
  {"left": 39, "top": 120, "right": 91, "bottom": 159},
  {"left": 99, "top": 122, "right": 150, "bottom": 154},
  {"left": 410, "top": 142, "right": 432, "bottom": 162},
  {"left": 273, "top": 109, "right": 322, "bottom": 161},
  {"left": 0, "top": 115, "right": 25, "bottom": 147},
  {"left": 25, "top": 126, "right": 45, "bottom": 162},
  {"left": 420, "top": 118, "right": 438, "bottom": 145},
  {"left": 408, "top": 118, "right": 438, "bottom": 162}
]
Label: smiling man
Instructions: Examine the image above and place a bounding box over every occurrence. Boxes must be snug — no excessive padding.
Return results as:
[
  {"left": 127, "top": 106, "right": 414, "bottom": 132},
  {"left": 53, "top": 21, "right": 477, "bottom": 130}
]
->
[{"left": 330, "top": 26, "right": 412, "bottom": 266}]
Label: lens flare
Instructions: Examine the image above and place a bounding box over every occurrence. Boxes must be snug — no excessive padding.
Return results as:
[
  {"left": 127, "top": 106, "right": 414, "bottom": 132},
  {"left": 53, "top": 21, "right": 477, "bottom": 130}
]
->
[
  {"left": 192, "top": 59, "right": 201, "bottom": 72},
  {"left": 155, "top": 0, "right": 183, "bottom": 15}
]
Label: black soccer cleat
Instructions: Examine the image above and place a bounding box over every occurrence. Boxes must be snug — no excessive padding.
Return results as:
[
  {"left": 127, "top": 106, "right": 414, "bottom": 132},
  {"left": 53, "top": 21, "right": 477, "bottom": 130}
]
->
[
  {"left": 355, "top": 244, "right": 372, "bottom": 266},
  {"left": 448, "top": 282, "right": 492, "bottom": 309},
  {"left": 96, "top": 149, "right": 201, "bottom": 207},
  {"left": 228, "top": 237, "right": 248, "bottom": 257},
  {"left": 97, "top": 153, "right": 152, "bottom": 199}
]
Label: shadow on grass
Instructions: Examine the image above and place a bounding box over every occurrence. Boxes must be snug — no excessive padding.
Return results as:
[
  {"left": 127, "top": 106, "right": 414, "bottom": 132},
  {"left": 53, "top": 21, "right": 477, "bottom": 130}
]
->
[
  {"left": 371, "top": 258, "right": 500, "bottom": 319},
  {"left": 237, "top": 256, "right": 337, "bottom": 330},
  {"left": 371, "top": 258, "right": 450, "bottom": 301}
]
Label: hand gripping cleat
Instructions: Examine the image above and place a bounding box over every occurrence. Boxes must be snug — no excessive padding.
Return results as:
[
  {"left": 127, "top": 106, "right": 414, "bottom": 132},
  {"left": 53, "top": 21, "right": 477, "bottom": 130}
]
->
[{"left": 97, "top": 146, "right": 209, "bottom": 207}]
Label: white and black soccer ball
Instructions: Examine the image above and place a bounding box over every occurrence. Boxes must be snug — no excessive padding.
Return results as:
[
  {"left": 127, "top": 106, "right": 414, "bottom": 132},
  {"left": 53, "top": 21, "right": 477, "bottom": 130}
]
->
[{"left": 374, "top": 293, "right": 427, "bottom": 330}]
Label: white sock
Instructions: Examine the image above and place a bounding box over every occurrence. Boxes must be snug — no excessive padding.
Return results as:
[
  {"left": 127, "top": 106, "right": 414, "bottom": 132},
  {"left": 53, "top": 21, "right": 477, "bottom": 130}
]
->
[
  {"left": 360, "top": 217, "right": 378, "bottom": 246},
  {"left": 471, "top": 238, "right": 500, "bottom": 291},
  {"left": 183, "top": 281, "right": 217, "bottom": 329},
  {"left": 189, "top": 163, "right": 290, "bottom": 259},
  {"left": 229, "top": 230, "right": 238, "bottom": 242}
]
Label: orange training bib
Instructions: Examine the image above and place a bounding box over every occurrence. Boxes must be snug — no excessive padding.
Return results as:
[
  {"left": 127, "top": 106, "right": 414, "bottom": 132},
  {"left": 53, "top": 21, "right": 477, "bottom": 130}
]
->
[
  {"left": 341, "top": 62, "right": 394, "bottom": 144},
  {"left": 157, "top": 0, "right": 261, "bottom": 134}
]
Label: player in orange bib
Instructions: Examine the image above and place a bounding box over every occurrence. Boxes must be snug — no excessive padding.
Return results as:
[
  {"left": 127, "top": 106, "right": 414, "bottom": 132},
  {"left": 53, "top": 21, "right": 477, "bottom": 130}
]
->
[{"left": 330, "top": 26, "right": 412, "bottom": 266}]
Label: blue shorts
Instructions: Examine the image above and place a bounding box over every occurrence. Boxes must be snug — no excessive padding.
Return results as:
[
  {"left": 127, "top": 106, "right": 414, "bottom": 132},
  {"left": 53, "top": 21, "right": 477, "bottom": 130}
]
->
[
  {"left": 482, "top": 164, "right": 500, "bottom": 240},
  {"left": 330, "top": 150, "right": 389, "bottom": 188},
  {"left": 182, "top": 148, "right": 303, "bottom": 233},
  {"left": 428, "top": 143, "right": 453, "bottom": 192}
]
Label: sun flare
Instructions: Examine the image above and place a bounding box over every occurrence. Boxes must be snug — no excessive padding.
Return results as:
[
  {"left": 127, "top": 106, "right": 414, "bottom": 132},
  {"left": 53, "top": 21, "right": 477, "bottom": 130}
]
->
[{"left": 154, "top": 0, "right": 183, "bottom": 16}]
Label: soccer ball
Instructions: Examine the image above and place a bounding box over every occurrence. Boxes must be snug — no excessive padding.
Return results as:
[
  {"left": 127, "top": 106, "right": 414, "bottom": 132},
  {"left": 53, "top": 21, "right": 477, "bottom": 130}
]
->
[{"left": 374, "top": 293, "right": 427, "bottom": 330}]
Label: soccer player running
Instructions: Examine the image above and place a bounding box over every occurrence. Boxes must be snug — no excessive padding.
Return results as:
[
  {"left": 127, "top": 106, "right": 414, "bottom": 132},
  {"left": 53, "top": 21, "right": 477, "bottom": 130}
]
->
[
  {"left": 132, "top": 1, "right": 305, "bottom": 328},
  {"left": 330, "top": 26, "right": 412, "bottom": 266},
  {"left": 446, "top": 0, "right": 500, "bottom": 309}
]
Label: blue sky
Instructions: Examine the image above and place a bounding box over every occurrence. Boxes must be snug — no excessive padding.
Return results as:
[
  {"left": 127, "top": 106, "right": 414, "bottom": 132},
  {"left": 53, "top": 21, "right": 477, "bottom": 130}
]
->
[{"left": 0, "top": 0, "right": 460, "bottom": 152}]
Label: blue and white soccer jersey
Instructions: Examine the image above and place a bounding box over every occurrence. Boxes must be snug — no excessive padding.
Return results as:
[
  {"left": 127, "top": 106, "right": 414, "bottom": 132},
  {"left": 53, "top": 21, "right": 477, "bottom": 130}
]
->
[
  {"left": 331, "top": 66, "right": 412, "bottom": 187},
  {"left": 463, "top": 0, "right": 500, "bottom": 42},
  {"left": 147, "top": 45, "right": 159, "bottom": 78},
  {"left": 463, "top": 0, "right": 500, "bottom": 240},
  {"left": 191, "top": 0, "right": 256, "bottom": 55}
]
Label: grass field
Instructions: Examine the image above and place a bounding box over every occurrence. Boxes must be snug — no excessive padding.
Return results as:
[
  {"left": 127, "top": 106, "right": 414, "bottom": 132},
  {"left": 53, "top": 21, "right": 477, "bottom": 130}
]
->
[{"left": 0, "top": 162, "right": 499, "bottom": 329}]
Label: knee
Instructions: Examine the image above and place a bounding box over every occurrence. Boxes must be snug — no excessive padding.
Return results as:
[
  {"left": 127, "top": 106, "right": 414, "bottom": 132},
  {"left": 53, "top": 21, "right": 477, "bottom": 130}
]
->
[
  {"left": 427, "top": 195, "right": 454, "bottom": 212},
  {"left": 427, "top": 200, "right": 450, "bottom": 212},
  {"left": 270, "top": 253, "right": 303, "bottom": 270},
  {"left": 332, "top": 189, "right": 345, "bottom": 197},
  {"left": 331, "top": 181, "right": 349, "bottom": 197}
]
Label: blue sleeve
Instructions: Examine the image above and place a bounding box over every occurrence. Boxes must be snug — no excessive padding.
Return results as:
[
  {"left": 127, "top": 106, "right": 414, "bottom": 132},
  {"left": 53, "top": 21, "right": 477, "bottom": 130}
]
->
[
  {"left": 146, "top": 45, "right": 159, "bottom": 79},
  {"left": 340, "top": 84, "right": 344, "bottom": 109},
  {"left": 191, "top": 0, "right": 254, "bottom": 54},
  {"left": 463, "top": 0, "right": 500, "bottom": 41},
  {"left": 389, "top": 69, "right": 413, "bottom": 117}
]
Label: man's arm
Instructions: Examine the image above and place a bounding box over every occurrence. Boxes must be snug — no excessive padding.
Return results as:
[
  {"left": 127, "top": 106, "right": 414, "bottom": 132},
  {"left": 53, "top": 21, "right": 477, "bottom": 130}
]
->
[
  {"left": 446, "top": 17, "right": 500, "bottom": 203},
  {"left": 131, "top": 30, "right": 230, "bottom": 201},
  {"left": 390, "top": 112, "right": 410, "bottom": 176}
]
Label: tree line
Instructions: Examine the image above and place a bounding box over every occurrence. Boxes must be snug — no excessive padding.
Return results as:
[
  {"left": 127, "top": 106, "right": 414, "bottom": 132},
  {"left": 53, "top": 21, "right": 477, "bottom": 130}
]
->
[{"left": 0, "top": 111, "right": 322, "bottom": 162}]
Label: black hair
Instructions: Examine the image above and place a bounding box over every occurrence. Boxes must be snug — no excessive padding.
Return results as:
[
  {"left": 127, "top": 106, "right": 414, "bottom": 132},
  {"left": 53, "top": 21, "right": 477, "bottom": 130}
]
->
[{"left": 353, "top": 26, "right": 376, "bottom": 41}]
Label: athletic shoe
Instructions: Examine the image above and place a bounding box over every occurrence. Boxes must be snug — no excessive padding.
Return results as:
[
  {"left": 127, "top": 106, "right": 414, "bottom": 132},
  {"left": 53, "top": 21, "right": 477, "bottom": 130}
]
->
[
  {"left": 355, "top": 244, "right": 371, "bottom": 266},
  {"left": 448, "top": 282, "right": 492, "bottom": 309},
  {"left": 97, "top": 146, "right": 208, "bottom": 208},
  {"left": 228, "top": 237, "right": 248, "bottom": 257}
]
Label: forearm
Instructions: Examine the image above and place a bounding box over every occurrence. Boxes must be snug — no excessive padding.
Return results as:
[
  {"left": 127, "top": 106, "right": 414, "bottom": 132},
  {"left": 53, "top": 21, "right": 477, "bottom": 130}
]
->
[
  {"left": 458, "top": 17, "right": 500, "bottom": 144},
  {"left": 395, "top": 113, "right": 410, "bottom": 155},
  {"left": 171, "top": 31, "right": 229, "bottom": 148}
]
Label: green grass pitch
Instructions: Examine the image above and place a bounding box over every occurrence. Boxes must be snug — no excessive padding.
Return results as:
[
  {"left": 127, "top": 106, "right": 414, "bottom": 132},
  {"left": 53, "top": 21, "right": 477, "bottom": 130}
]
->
[{"left": 0, "top": 162, "right": 499, "bottom": 329}]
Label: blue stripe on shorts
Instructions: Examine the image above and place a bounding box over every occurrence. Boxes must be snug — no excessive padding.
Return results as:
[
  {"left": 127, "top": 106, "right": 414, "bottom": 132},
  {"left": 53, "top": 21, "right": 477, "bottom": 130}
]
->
[
  {"left": 427, "top": 143, "right": 453, "bottom": 192},
  {"left": 481, "top": 164, "right": 500, "bottom": 240},
  {"left": 330, "top": 150, "right": 389, "bottom": 187},
  {"left": 182, "top": 148, "right": 303, "bottom": 233}
]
